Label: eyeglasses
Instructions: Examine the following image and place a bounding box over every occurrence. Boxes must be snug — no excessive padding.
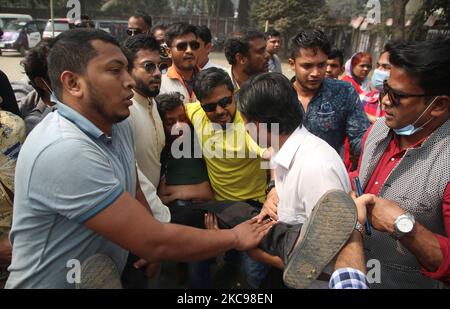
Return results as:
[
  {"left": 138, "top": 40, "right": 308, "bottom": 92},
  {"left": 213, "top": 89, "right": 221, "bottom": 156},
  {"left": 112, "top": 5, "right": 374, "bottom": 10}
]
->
[
  {"left": 201, "top": 96, "right": 233, "bottom": 113},
  {"left": 381, "top": 81, "right": 432, "bottom": 107},
  {"left": 127, "top": 28, "right": 143, "bottom": 36},
  {"left": 141, "top": 62, "right": 169, "bottom": 74},
  {"left": 174, "top": 40, "right": 200, "bottom": 52}
]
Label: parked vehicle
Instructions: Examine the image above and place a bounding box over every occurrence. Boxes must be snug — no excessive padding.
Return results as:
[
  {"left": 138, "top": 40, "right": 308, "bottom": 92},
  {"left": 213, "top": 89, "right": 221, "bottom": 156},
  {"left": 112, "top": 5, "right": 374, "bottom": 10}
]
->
[
  {"left": 42, "top": 18, "right": 75, "bottom": 39},
  {"left": 94, "top": 20, "right": 128, "bottom": 42},
  {"left": 0, "top": 14, "right": 33, "bottom": 28},
  {"left": 0, "top": 20, "right": 42, "bottom": 56}
]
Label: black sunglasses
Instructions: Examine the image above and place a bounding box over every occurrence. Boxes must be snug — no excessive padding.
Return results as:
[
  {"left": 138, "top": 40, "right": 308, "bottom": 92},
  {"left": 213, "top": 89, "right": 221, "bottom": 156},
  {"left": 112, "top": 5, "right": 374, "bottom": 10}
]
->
[
  {"left": 141, "top": 62, "right": 169, "bottom": 74},
  {"left": 201, "top": 96, "right": 233, "bottom": 113},
  {"left": 381, "top": 81, "right": 431, "bottom": 107},
  {"left": 127, "top": 28, "right": 143, "bottom": 36},
  {"left": 174, "top": 40, "right": 200, "bottom": 52}
]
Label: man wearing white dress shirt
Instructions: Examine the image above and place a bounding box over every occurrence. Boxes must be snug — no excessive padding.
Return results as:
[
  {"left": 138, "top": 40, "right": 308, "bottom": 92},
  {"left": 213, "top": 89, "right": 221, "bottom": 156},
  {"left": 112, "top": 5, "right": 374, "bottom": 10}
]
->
[{"left": 237, "top": 72, "right": 353, "bottom": 288}]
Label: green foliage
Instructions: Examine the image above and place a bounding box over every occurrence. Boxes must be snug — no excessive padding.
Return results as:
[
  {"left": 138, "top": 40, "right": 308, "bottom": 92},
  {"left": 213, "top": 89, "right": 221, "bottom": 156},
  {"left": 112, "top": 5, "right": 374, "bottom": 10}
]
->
[
  {"left": 101, "top": 0, "right": 172, "bottom": 15},
  {"left": 251, "top": 0, "right": 328, "bottom": 37}
]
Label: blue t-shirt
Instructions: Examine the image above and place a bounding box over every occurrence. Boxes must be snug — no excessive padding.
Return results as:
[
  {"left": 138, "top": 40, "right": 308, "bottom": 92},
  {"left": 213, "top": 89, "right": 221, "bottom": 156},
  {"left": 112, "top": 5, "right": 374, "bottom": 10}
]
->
[{"left": 6, "top": 102, "right": 136, "bottom": 289}]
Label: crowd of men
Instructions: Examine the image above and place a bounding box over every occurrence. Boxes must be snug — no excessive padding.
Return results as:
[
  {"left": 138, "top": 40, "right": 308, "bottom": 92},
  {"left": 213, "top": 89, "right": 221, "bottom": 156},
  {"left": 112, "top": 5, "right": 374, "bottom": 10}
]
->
[{"left": 0, "top": 9, "right": 449, "bottom": 289}]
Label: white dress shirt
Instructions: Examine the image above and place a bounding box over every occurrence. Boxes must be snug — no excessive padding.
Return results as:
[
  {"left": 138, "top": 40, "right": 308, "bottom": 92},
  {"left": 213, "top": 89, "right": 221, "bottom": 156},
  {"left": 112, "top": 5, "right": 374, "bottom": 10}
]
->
[{"left": 273, "top": 126, "right": 351, "bottom": 225}]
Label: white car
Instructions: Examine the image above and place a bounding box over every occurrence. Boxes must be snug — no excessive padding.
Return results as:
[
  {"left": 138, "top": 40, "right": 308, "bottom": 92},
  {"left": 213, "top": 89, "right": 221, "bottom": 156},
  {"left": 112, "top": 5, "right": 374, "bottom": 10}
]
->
[
  {"left": 42, "top": 18, "right": 74, "bottom": 39},
  {"left": 0, "top": 20, "right": 42, "bottom": 56},
  {"left": 0, "top": 13, "right": 32, "bottom": 28}
]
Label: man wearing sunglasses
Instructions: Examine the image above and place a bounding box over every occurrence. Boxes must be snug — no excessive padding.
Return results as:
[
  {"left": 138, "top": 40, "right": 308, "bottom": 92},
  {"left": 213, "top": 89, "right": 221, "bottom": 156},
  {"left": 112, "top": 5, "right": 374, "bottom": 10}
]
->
[
  {"left": 353, "top": 39, "right": 450, "bottom": 288},
  {"left": 182, "top": 68, "right": 272, "bottom": 288},
  {"left": 160, "top": 23, "right": 200, "bottom": 103},
  {"left": 127, "top": 10, "right": 152, "bottom": 37},
  {"left": 123, "top": 34, "right": 173, "bottom": 288}
]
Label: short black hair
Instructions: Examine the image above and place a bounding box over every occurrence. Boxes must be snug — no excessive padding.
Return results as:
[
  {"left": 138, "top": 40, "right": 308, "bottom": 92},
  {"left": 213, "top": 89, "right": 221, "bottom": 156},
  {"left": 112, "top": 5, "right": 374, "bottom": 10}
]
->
[
  {"left": 238, "top": 73, "right": 303, "bottom": 135},
  {"left": 224, "top": 29, "right": 266, "bottom": 66},
  {"left": 290, "top": 29, "right": 331, "bottom": 59},
  {"left": 131, "top": 9, "right": 152, "bottom": 28},
  {"left": 21, "top": 40, "right": 52, "bottom": 97},
  {"left": 383, "top": 40, "right": 403, "bottom": 54},
  {"left": 193, "top": 67, "right": 234, "bottom": 102},
  {"left": 265, "top": 29, "right": 281, "bottom": 40},
  {"left": 389, "top": 38, "right": 450, "bottom": 97},
  {"left": 48, "top": 29, "right": 120, "bottom": 100},
  {"left": 328, "top": 48, "right": 344, "bottom": 67},
  {"left": 123, "top": 34, "right": 160, "bottom": 65},
  {"left": 156, "top": 92, "right": 185, "bottom": 120},
  {"left": 196, "top": 25, "right": 212, "bottom": 45},
  {"left": 165, "top": 23, "right": 197, "bottom": 48}
]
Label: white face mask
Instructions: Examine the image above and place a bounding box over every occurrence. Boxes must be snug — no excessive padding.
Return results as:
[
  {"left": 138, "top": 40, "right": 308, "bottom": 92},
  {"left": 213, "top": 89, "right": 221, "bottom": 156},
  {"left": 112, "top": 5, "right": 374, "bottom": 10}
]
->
[{"left": 393, "top": 97, "right": 438, "bottom": 136}]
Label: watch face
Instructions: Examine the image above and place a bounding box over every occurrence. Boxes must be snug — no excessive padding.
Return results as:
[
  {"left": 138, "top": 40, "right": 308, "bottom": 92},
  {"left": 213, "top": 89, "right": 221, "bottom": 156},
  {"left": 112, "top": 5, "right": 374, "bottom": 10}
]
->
[{"left": 398, "top": 217, "right": 414, "bottom": 233}]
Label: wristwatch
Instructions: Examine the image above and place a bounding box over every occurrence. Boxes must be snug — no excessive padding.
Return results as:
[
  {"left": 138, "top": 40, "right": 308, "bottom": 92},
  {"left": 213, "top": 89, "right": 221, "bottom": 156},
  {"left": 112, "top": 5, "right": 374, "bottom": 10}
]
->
[
  {"left": 265, "top": 180, "right": 276, "bottom": 196},
  {"left": 392, "top": 213, "right": 416, "bottom": 240},
  {"left": 355, "top": 222, "right": 365, "bottom": 235}
]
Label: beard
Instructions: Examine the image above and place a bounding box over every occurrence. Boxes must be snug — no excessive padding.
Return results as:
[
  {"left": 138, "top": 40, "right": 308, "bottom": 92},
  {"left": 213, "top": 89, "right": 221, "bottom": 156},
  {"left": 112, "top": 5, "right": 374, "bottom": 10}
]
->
[
  {"left": 135, "top": 78, "right": 161, "bottom": 98},
  {"left": 244, "top": 62, "right": 267, "bottom": 77},
  {"left": 87, "top": 80, "right": 129, "bottom": 124}
]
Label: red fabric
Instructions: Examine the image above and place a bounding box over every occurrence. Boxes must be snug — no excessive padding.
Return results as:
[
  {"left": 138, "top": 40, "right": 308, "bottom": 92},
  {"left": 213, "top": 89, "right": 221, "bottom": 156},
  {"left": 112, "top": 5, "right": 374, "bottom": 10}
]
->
[
  {"left": 353, "top": 128, "right": 450, "bottom": 283},
  {"left": 362, "top": 91, "right": 385, "bottom": 118},
  {"left": 342, "top": 75, "right": 363, "bottom": 94}
]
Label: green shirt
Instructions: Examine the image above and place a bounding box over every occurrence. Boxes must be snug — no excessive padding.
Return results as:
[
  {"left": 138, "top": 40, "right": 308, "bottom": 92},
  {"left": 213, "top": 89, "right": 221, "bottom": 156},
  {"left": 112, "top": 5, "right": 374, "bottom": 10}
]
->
[{"left": 161, "top": 126, "right": 209, "bottom": 186}]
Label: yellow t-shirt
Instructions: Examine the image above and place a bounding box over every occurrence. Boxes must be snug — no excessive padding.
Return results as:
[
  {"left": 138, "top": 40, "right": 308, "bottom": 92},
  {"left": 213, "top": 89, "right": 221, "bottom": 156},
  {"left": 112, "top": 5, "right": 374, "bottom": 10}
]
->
[{"left": 185, "top": 102, "right": 267, "bottom": 203}]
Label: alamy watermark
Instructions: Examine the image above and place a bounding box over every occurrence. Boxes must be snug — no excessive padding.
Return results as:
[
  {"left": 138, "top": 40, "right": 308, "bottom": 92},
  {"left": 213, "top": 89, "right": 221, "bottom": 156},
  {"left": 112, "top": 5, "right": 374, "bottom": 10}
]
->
[
  {"left": 66, "top": 258, "right": 382, "bottom": 285},
  {"left": 66, "top": 259, "right": 81, "bottom": 284},
  {"left": 365, "top": 0, "right": 381, "bottom": 25},
  {"left": 63, "top": 0, "right": 81, "bottom": 23}
]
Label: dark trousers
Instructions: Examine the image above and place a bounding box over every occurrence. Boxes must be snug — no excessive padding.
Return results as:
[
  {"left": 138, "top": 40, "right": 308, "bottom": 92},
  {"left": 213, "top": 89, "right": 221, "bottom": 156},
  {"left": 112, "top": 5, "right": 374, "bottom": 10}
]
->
[{"left": 169, "top": 200, "right": 302, "bottom": 282}]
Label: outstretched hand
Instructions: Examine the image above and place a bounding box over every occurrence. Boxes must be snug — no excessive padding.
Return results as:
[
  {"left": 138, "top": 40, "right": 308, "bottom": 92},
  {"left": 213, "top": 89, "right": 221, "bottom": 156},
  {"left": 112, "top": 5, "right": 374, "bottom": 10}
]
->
[
  {"left": 232, "top": 217, "right": 275, "bottom": 251},
  {"left": 257, "top": 188, "right": 279, "bottom": 223}
]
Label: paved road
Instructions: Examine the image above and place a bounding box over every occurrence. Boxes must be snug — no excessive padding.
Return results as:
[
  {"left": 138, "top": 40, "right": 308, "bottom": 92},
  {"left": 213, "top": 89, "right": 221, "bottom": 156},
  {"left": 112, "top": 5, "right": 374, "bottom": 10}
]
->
[
  {"left": 0, "top": 52, "right": 27, "bottom": 82},
  {"left": 1, "top": 51, "right": 294, "bottom": 83}
]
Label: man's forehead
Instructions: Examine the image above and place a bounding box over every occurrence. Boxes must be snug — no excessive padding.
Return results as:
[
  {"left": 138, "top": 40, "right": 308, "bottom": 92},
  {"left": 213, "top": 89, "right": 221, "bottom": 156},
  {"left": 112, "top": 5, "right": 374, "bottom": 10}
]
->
[
  {"left": 89, "top": 40, "right": 127, "bottom": 64},
  {"left": 250, "top": 38, "right": 266, "bottom": 49},
  {"left": 135, "top": 49, "right": 161, "bottom": 63},
  {"left": 389, "top": 65, "right": 421, "bottom": 92},
  {"left": 128, "top": 16, "right": 145, "bottom": 27},
  {"left": 173, "top": 33, "right": 196, "bottom": 42},
  {"left": 296, "top": 48, "right": 327, "bottom": 60}
]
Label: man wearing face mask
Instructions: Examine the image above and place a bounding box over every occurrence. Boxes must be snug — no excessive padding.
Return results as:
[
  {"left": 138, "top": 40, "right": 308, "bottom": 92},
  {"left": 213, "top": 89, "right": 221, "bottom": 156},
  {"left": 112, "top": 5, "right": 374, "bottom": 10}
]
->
[
  {"left": 353, "top": 39, "right": 450, "bottom": 288},
  {"left": 361, "top": 42, "right": 398, "bottom": 124},
  {"left": 19, "top": 41, "right": 57, "bottom": 135}
]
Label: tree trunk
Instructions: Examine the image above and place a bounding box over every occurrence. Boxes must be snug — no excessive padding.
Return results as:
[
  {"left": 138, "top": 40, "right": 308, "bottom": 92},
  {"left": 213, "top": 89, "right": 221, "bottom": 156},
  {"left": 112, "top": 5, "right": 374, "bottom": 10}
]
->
[
  {"left": 392, "top": 0, "right": 410, "bottom": 40},
  {"left": 238, "top": 0, "right": 250, "bottom": 30}
]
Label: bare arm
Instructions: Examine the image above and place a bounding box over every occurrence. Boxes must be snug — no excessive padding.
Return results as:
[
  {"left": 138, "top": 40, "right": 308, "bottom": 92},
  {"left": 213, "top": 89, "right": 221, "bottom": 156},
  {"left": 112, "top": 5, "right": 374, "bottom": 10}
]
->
[
  {"left": 158, "top": 181, "right": 214, "bottom": 205},
  {"left": 84, "top": 193, "right": 274, "bottom": 263},
  {"left": 247, "top": 248, "right": 284, "bottom": 270},
  {"left": 335, "top": 231, "right": 367, "bottom": 273},
  {"left": 401, "top": 223, "right": 443, "bottom": 272},
  {"left": 0, "top": 232, "right": 12, "bottom": 264},
  {"left": 368, "top": 197, "right": 443, "bottom": 272}
]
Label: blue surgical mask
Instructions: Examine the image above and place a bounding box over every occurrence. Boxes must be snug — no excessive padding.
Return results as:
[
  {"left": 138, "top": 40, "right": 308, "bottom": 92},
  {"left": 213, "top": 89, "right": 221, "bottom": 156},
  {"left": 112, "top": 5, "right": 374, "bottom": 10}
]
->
[
  {"left": 371, "top": 69, "right": 390, "bottom": 91},
  {"left": 393, "top": 97, "right": 438, "bottom": 136}
]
